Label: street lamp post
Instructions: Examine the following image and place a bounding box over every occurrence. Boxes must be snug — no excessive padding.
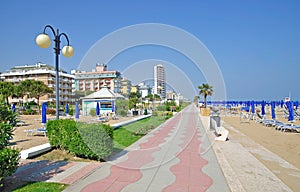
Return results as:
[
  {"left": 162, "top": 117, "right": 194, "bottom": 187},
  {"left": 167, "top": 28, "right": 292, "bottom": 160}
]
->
[{"left": 36, "top": 25, "right": 74, "bottom": 120}]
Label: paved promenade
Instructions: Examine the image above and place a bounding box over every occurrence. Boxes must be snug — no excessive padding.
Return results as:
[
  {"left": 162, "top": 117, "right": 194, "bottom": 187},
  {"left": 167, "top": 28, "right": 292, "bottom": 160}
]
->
[{"left": 64, "top": 104, "right": 229, "bottom": 192}]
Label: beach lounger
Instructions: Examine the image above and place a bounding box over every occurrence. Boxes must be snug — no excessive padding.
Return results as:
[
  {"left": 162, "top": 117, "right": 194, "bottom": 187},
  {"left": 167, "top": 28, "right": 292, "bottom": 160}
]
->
[
  {"left": 275, "top": 124, "right": 300, "bottom": 132},
  {"left": 24, "top": 127, "right": 47, "bottom": 136}
]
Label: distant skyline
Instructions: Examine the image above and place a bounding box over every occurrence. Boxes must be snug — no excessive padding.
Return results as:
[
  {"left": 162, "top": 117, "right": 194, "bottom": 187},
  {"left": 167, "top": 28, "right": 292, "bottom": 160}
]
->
[{"left": 1, "top": 1, "right": 299, "bottom": 101}]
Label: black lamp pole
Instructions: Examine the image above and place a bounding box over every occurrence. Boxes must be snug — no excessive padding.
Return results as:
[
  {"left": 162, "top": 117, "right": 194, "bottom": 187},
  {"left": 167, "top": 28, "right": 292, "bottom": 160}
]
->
[{"left": 38, "top": 25, "right": 72, "bottom": 120}]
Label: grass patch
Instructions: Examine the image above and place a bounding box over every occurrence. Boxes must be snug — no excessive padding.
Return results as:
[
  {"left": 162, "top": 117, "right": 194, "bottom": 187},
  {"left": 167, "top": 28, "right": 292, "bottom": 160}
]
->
[
  {"left": 112, "top": 116, "right": 166, "bottom": 155},
  {"left": 34, "top": 149, "right": 95, "bottom": 162},
  {"left": 12, "top": 182, "right": 67, "bottom": 192}
]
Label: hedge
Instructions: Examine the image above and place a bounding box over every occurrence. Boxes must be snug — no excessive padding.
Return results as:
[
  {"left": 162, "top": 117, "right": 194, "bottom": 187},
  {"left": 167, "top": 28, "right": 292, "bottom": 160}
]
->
[
  {"left": 0, "top": 102, "right": 19, "bottom": 187},
  {"left": 0, "top": 148, "right": 20, "bottom": 187},
  {"left": 46, "top": 119, "right": 113, "bottom": 160}
]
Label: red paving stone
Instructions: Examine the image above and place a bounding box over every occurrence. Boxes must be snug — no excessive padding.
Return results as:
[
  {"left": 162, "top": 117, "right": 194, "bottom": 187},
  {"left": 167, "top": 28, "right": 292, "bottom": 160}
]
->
[
  {"left": 82, "top": 115, "right": 182, "bottom": 192},
  {"left": 163, "top": 112, "right": 213, "bottom": 192}
]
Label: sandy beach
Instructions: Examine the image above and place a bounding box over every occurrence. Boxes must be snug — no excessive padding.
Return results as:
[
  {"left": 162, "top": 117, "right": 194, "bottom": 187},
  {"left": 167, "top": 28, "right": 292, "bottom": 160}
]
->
[{"left": 222, "top": 113, "right": 300, "bottom": 191}]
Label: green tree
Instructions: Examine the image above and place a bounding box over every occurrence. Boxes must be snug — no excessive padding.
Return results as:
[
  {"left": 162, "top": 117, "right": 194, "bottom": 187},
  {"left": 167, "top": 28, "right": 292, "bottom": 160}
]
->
[
  {"left": 19, "top": 80, "right": 52, "bottom": 113},
  {"left": 0, "top": 82, "right": 14, "bottom": 105},
  {"left": 129, "top": 92, "right": 141, "bottom": 109},
  {"left": 115, "top": 99, "right": 129, "bottom": 116},
  {"left": 29, "top": 80, "right": 52, "bottom": 112},
  {"left": 198, "top": 83, "right": 213, "bottom": 108}
]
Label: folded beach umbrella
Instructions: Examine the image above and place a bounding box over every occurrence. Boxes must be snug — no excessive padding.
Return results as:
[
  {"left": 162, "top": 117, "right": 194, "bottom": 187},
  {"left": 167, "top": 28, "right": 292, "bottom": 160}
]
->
[
  {"left": 288, "top": 101, "right": 294, "bottom": 122},
  {"left": 75, "top": 102, "right": 79, "bottom": 119},
  {"left": 66, "top": 103, "right": 69, "bottom": 115},
  {"left": 271, "top": 101, "right": 276, "bottom": 119},
  {"left": 294, "top": 101, "right": 299, "bottom": 110},
  {"left": 41, "top": 102, "right": 47, "bottom": 125},
  {"left": 280, "top": 100, "right": 284, "bottom": 108},
  {"left": 11, "top": 103, "right": 16, "bottom": 112},
  {"left": 251, "top": 100, "right": 255, "bottom": 114},
  {"left": 111, "top": 101, "right": 115, "bottom": 112},
  {"left": 261, "top": 100, "right": 266, "bottom": 116},
  {"left": 96, "top": 102, "right": 100, "bottom": 116}
]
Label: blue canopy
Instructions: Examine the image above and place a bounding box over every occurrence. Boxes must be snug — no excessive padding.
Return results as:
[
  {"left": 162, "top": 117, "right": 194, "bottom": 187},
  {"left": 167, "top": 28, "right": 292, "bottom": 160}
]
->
[
  {"left": 41, "top": 102, "right": 47, "bottom": 124},
  {"left": 75, "top": 102, "right": 79, "bottom": 119}
]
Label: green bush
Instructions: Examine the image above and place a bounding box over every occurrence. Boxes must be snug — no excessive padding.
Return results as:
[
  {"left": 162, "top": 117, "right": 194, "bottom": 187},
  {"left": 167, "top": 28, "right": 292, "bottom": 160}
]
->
[
  {"left": 152, "top": 111, "right": 158, "bottom": 116},
  {"left": 68, "top": 107, "right": 74, "bottom": 116},
  {"left": 118, "top": 109, "right": 127, "bottom": 117},
  {"left": 0, "top": 102, "right": 19, "bottom": 187},
  {"left": 0, "top": 123, "right": 13, "bottom": 149},
  {"left": 46, "top": 119, "right": 113, "bottom": 160},
  {"left": 0, "top": 148, "right": 20, "bottom": 187},
  {"left": 0, "top": 103, "right": 17, "bottom": 127},
  {"left": 78, "top": 123, "right": 113, "bottom": 159},
  {"left": 90, "top": 108, "right": 96, "bottom": 116},
  {"left": 24, "top": 108, "right": 37, "bottom": 115}
]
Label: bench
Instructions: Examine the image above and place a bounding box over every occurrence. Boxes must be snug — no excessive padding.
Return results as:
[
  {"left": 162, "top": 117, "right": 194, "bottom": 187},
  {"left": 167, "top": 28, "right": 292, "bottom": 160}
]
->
[{"left": 20, "top": 143, "right": 52, "bottom": 159}]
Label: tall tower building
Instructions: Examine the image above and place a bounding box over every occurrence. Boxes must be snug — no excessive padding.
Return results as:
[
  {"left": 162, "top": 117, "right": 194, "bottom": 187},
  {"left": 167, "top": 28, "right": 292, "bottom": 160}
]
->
[{"left": 154, "top": 64, "right": 166, "bottom": 99}]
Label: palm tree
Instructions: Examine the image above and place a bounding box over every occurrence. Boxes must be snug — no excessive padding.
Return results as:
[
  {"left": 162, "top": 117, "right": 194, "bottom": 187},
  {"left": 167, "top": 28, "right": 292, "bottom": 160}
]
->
[{"left": 198, "top": 83, "right": 213, "bottom": 108}]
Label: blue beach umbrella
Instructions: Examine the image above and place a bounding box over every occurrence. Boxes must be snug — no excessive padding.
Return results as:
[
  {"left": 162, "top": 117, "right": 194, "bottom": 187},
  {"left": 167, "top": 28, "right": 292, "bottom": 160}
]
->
[
  {"left": 96, "top": 102, "right": 100, "bottom": 116},
  {"left": 280, "top": 100, "right": 284, "bottom": 108},
  {"left": 271, "top": 101, "right": 276, "bottom": 119},
  {"left": 288, "top": 101, "right": 294, "bottom": 122},
  {"left": 294, "top": 101, "right": 299, "bottom": 110},
  {"left": 251, "top": 100, "right": 255, "bottom": 114},
  {"left": 75, "top": 102, "right": 79, "bottom": 119},
  {"left": 41, "top": 102, "right": 47, "bottom": 124},
  {"left": 111, "top": 101, "right": 115, "bottom": 112},
  {"left": 261, "top": 100, "right": 266, "bottom": 116},
  {"left": 66, "top": 103, "right": 69, "bottom": 115},
  {"left": 11, "top": 103, "right": 16, "bottom": 112}
]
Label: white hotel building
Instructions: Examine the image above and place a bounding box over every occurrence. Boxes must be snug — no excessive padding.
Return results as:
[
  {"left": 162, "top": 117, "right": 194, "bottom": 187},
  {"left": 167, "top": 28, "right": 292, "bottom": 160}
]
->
[{"left": 0, "top": 62, "right": 75, "bottom": 105}]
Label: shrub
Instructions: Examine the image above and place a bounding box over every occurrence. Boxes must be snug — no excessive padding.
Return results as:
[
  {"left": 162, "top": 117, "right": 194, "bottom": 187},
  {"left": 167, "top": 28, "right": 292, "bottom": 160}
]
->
[
  {"left": 118, "top": 109, "right": 127, "bottom": 117},
  {"left": 0, "top": 123, "right": 13, "bottom": 149},
  {"left": 152, "top": 111, "right": 158, "bottom": 116},
  {"left": 90, "top": 108, "right": 96, "bottom": 116},
  {"left": 0, "top": 103, "right": 17, "bottom": 127},
  {"left": 68, "top": 108, "right": 74, "bottom": 116},
  {"left": 24, "top": 108, "right": 37, "bottom": 115},
  {"left": 78, "top": 123, "right": 113, "bottom": 159},
  {"left": 0, "top": 102, "right": 19, "bottom": 187},
  {"left": 46, "top": 119, "right": 113, "bottom": 160},
  {"left": 0, "top": 148, "right": 19, "bottom": 187}
]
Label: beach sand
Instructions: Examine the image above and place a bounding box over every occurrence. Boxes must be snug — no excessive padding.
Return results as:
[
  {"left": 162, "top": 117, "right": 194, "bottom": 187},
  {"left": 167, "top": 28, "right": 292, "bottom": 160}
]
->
[{"left": 223, "top": 115, "right": 300, "bottom": 191}]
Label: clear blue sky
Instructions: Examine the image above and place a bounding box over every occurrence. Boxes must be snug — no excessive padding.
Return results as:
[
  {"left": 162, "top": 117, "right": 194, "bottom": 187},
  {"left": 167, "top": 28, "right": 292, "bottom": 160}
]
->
[{"left": 0, "top": 0, "right": 299, "bottom": 101}]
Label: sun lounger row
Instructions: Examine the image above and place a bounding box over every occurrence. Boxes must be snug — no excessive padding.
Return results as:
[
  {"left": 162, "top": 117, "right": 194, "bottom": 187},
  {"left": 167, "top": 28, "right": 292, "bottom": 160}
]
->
[
  {"left": 255, "top": 112, "right": 300, "bottom": 132},
  {"left": 24, "top": 127, "right": 47, "bottom": 136}
]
